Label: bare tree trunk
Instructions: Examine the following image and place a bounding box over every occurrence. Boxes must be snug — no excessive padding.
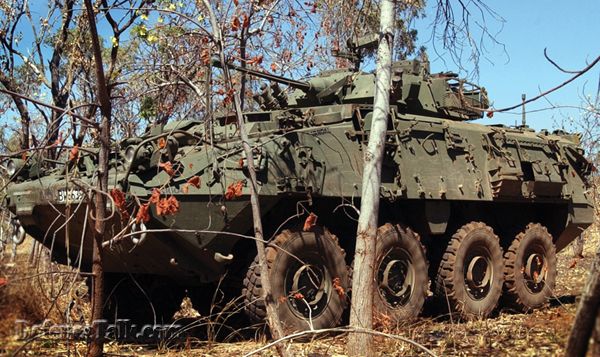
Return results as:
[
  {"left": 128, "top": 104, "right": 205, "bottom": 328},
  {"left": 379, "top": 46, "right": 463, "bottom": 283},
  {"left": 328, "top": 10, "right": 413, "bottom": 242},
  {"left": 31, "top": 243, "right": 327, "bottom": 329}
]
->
[
  {"left": 201, "top": 2, "right": 288, "bottom": 356},
  {"left": 84, "top": 0, "right": 112, "bottom": 355},
  {"left": 47, "top": 0, "right": 75, "bottom": 159},
  {"left": 239, "top": 34, "right": 247, "bottom": 110},
  {"left": 347, "top": 1, "right": 395, "bottom": 356},
  {"left": 566, "top": 241, "right": 600, "bottom": 357}
]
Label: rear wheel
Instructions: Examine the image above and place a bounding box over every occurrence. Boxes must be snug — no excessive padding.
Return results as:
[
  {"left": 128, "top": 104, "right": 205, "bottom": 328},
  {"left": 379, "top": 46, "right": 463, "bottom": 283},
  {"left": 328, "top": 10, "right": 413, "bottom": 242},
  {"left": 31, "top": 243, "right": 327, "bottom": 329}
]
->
[
  {"left": 435, "top": 222, "right": 504, "bottom": 320},
  {"left": 243, "top": 228, "right": 349, "bottom": 334},
  {"left": 373, "top": 223, "right": 428, "bottom": 324},
  {"left": 503, "top": 223, "right": 557, "bottom": 312}
]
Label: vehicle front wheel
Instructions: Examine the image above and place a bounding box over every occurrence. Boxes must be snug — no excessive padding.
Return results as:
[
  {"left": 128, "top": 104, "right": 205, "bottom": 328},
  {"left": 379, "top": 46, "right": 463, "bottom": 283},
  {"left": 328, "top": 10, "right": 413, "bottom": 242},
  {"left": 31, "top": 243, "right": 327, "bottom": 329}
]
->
[{"left": 243, "top": 228, "right": 349, "bottom": 333}]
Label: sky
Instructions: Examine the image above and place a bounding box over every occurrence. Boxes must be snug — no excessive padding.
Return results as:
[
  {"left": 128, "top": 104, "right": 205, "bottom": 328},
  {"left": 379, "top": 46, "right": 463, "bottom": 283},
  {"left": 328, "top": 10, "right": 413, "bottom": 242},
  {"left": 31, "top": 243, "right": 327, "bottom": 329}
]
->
[{"left": 413, "top": 0, "right": 600, "bottom": 131}]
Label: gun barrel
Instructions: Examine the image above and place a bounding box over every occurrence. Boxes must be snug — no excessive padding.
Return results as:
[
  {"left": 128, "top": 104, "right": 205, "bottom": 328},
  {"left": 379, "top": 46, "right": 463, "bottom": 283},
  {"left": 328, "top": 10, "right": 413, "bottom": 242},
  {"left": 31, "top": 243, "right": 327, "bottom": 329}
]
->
[{"left": 212, "top": 59, "right": 312, "bottom": 92}]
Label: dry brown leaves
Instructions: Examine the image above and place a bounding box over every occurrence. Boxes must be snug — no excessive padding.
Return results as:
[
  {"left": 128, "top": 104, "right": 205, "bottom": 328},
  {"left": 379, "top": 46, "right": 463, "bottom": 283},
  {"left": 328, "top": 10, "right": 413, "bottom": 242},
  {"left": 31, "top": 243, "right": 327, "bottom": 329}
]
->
[
  {"left": 225, "top": 181, "right": 244, "bottom": 200},
  {"left": 109, "top": 188, "right": 129, "bottom": 221},
  {"left": 51, "top": 133, "right": 63, "bottom": 148},
  {"left": 303, "top": 212, "right": 318, "bottom": 231},
  {"left": 69, "top": 145, "right": 79, "bottom": 161},
  {"left": 182, "top": 176, "right": 201, "bottom": 194},
  {"left": 247, "top": 55, "right": 263, "bottom": 65},
  {"left": 149, "top": 188, "right": 161, "bottom": 204},
  {"left": 231, "top": 16, "right": 240, "bottom": 31},
  {"left": 138, "top": 188, "right": 180, "bottom": 221},
  {"left": 332, "top": 277, "right": 345, "bottom": 298},
  {"left": 159, "top": 161, "right": 175, "bottom": 176},
  {"left": 156, "top": 195, "right": 179, "bottom": 216},
  {"left": 135, "top": 203, "right": 150, "bottom": 224}
]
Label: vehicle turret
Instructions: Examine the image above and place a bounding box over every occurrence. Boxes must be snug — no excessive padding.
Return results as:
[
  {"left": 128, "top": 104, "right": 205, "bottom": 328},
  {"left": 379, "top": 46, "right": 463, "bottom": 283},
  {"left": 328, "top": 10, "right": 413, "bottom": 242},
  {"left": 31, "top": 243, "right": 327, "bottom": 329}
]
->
[{"left": 215, "top": 55, "right": 489, "bottom": 121}]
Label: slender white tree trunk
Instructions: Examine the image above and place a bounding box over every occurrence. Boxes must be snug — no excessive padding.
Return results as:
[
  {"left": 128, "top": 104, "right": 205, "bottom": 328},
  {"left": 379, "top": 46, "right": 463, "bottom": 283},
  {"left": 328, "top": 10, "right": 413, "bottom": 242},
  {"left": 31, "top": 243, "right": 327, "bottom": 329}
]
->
[{"left": 347, "top": 1, "right": 395, "bottom": 355}]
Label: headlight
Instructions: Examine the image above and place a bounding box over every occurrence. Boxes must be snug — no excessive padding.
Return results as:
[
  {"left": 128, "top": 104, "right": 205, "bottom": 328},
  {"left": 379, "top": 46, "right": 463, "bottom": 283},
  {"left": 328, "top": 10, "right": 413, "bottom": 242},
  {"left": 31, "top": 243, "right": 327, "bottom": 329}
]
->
[
  {"left": 123, "top": 144, "right": 152, "bottom": 171},
  {"left": 6, "top": 159, "right": 24, "bottom": 176},
  {"left": 124, "top": 145, "right": 136, "bottom": 163}
]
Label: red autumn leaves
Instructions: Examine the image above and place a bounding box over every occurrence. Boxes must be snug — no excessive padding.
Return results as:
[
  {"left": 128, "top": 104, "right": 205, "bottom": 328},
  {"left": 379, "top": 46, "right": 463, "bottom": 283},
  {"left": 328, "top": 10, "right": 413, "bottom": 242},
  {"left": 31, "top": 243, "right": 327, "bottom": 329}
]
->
[
  {"left": 303, "top": 212, "right": 317, "bottom": 231},
  {"left": 132, "top": 162, "right": 203, "bottom": 223},
  {"left": 127, "top": 153, "right": 246, "bottom": 224},
  {"left": 135, "top": 187, "right": 180, "bottom": 224},
  {"left": 230, "top": 12, "right": 249, "bottom": 33},
  {"left": 246, "top": 55, "right": 263, "bottom": 66},
  {"left": 159, "top": 161, "right": 175, "bottom": 176},
  {"left": 156, "top": 195, "right": 180, "bottom": 217},
  {"left": 69, "top": 145, "right": 79, "bottom": 162},
  {"left": 130, "top": 157, "right": 206, "bottom": 223},
  {"left": 133, "top": 176, "right": 242, "bottom": 223},
  {"left": 136, "top": 202, "right": 151, "bottom": 224},
  {"left": 182, "top": 175, "right": 201, "bottom": 193},
  {"left": 230, "top": 3, "right": 266, "bottom": 66},
  {"left": 110, "top": 188, "right": 130, "bottom": 221},
  {"left": 225, "top": 180, "right": 244, "bottom": 200},
  {"left": 332, "top": 277, "right": 345, "bottom": 298},
  {"left": 231, "top": 16, "right": 241, "bottom": 31}
]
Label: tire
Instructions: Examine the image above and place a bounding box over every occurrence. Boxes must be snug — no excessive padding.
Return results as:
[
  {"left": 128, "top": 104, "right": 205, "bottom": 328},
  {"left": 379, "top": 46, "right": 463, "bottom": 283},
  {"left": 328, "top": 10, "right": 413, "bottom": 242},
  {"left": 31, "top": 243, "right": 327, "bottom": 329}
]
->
[
  {"left": 242, "top": 228, "right": 349, "bottom": 334},
  {"left": 503, "top": 223, "right": 557, "bottom": 312},
  {"left": 373, "top": 223, "right": 428, "bottom": 324},
  {"left": 435, "top": 222, "right": 504, "bottom": 320},
  {"left": 243, "top": 258, "right": 267, "bottom": 324}
]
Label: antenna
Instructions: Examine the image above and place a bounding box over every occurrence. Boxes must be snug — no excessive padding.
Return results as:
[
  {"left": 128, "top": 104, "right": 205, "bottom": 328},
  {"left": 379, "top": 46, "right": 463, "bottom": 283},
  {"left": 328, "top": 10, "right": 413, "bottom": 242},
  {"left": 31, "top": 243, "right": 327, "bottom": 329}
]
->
[{"left": 521, "top": 93, "right": 527, "bottom": 127}]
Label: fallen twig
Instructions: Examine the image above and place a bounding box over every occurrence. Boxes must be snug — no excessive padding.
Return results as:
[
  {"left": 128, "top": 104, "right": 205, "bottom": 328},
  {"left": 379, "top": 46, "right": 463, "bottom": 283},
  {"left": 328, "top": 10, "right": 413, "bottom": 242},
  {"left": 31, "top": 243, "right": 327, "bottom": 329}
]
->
[{"left": 242, "top": 326, "right": 437, "bottom": 357}]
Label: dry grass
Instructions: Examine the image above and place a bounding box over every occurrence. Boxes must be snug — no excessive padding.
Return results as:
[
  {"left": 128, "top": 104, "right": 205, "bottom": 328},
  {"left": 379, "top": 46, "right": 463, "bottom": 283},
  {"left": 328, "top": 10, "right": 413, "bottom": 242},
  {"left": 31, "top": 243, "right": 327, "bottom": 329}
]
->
[{"left": 0, "top": 239, "right": 90, "bottom": 341}]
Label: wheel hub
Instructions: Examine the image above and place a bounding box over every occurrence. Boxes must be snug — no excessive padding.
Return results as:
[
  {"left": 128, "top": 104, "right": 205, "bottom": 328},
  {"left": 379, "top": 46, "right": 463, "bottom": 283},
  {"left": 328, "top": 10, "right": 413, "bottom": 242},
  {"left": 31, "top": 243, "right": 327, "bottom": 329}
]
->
[
  {"left": 287, "top": 262, "right": 330, "bottom": 318},
  {"left": 466, "top": 255, "right": 491, "bottom": 289},
  {"left": 464, "top": 253, "right": 492, "bottom": 300},
  {"left": 381, "top": 259, "right": 413, "bottom": 298},
  {"left": 523, "top": 251, "right": 546, "bottom": 293},
  {"left": 292, "top": 264, "right": 326, "bottom": 305},
  {"left": 377, "top": 248, "right": 414, "bottom": 307}
]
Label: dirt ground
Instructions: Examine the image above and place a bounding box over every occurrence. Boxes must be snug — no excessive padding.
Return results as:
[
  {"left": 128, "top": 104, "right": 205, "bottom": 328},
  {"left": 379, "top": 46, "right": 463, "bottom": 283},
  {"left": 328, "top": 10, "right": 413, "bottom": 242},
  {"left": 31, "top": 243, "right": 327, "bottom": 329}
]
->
[{"left": 0, "top": 228, "right": 598, "bottom": 356}]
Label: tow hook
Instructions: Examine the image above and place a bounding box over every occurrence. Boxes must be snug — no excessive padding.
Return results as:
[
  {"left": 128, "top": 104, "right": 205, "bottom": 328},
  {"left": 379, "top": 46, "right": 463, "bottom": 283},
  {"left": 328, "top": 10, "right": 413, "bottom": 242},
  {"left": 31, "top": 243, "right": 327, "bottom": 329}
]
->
[
  {"left": 214, "top": 252, "right": 234, "bottom": 263},
  {"left": 130, "top": 221, "right": 148, "bottom": 245},
  {"left": 11, "top": 218, "right": 26, "bottom": 245}
]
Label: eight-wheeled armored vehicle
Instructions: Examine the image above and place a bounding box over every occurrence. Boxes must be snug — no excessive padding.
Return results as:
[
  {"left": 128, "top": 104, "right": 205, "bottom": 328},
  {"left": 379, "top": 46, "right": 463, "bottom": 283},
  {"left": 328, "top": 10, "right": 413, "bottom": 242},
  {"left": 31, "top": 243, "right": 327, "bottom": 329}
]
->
[{"left": 3, "top": 46, "right": 594, "bottom": 332}]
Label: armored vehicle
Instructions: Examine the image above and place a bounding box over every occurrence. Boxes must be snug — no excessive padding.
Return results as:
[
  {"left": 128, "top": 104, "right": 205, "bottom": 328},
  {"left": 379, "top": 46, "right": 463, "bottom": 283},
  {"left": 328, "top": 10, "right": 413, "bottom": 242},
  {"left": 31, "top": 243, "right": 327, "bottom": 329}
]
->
[{"left": 3, "top": 44, "right": 594, "bottom": 332}]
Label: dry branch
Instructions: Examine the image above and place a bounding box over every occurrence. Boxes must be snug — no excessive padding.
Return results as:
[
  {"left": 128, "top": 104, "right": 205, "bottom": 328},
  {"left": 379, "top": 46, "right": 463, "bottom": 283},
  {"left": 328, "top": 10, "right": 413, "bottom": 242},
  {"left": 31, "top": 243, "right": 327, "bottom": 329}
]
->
[
  {"left": 491, "top": 54, "right": 600, "bottom": 113},
  {"left": 244, "top": 326, "right": 437, "bottom": 357}
]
